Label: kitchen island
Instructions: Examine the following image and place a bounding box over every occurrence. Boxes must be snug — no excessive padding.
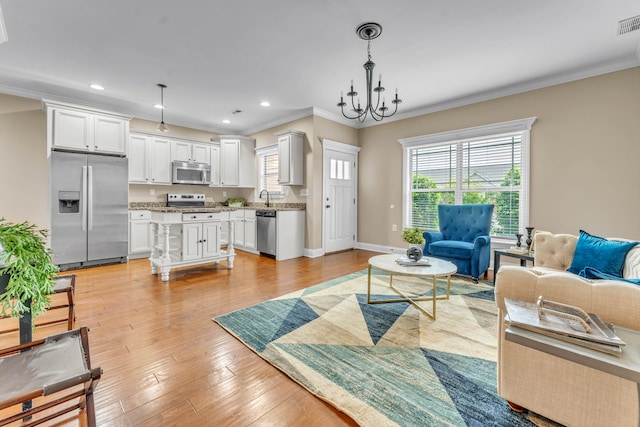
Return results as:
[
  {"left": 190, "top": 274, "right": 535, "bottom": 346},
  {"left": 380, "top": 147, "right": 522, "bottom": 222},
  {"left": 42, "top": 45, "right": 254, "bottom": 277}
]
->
[
  {"left": 149, "top": 208, "right": 235, "bottom": 281},
  {"left": 130, "top": 193, "right": 306, "bottom": 281}
]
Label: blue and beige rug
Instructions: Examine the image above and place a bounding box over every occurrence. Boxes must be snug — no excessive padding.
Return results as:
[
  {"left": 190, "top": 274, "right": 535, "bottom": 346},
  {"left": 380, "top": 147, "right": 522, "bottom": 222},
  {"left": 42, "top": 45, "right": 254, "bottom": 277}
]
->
[{"left": 214, "top": 269, "right": 548, "bottom": 426}]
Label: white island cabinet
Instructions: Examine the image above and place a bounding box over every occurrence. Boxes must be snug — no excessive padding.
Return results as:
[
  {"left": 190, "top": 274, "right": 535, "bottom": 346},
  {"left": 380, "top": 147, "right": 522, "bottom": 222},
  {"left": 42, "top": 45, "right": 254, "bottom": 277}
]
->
[{"left": 149, "top": 211, "right": 235, "bottom": 281}]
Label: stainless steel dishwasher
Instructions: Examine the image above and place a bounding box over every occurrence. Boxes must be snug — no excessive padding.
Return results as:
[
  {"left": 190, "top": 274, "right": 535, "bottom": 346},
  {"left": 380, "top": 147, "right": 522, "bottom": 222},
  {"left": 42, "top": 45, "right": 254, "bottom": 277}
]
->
[{"left": 256, "top": 210, "right": 276, "bottom": 256}]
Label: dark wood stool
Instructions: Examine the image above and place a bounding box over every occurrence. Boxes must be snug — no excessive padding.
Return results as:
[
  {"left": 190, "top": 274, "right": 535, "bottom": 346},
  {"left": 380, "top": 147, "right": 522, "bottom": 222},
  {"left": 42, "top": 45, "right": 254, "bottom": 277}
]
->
[
  {"left": 0, "top": 327, "right": 102, "bottom": 426},
  {"left": 0, "top": 274, "right": 76, "bottom": 334}
]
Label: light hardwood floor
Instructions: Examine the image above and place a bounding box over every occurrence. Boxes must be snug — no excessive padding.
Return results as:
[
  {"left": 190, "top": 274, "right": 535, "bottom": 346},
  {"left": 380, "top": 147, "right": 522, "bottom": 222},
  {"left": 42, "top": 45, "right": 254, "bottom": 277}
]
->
[{"left": 1, "top": 250, "right": 383, "bottom": 426}]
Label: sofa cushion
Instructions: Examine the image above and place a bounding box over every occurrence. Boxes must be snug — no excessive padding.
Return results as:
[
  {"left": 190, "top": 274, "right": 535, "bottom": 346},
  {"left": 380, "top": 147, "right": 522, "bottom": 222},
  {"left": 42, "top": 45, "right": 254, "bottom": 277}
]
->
[
  {"left": 567, "top": 230, "right": 638, "bottom": 278},
  {"left": 428, "top": 240, "right": 473, "bottom": 260}
]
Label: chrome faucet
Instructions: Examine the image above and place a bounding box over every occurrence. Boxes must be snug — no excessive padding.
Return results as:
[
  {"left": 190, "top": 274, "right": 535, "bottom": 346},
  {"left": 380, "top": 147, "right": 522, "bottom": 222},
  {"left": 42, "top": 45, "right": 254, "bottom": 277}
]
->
[{"left": 259, "top": 190, "right": 270, "bottom": 207}]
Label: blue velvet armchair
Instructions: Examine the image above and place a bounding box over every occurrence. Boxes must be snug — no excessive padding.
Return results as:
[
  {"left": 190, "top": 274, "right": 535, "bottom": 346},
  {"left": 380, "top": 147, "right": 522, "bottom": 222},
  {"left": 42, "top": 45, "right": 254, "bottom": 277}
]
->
[{"left": 423, "top": 204, "right": 495, "bottom": 283}]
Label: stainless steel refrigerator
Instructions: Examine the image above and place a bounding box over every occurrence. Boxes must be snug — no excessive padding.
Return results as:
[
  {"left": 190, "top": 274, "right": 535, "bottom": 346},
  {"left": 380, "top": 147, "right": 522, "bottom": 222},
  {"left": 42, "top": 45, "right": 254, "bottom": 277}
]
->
[{"left": 51, "top": 151, "right": 128, "bottom": 270}]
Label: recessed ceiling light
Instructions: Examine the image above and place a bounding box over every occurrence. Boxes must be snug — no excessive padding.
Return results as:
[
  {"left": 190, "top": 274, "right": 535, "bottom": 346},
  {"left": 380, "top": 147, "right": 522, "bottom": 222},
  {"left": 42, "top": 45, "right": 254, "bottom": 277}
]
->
[
  {"left": 154, "top": 104, "right": 164, "bottom": 109},
  {"left": 89, "top": 84, "right": 104, "bottom": 90},
  {"left": 222, "top": 119, "right": 230, "bottom": 124},
  {"left": 260, "top": 101, "right": 270, "bottom": 107}
]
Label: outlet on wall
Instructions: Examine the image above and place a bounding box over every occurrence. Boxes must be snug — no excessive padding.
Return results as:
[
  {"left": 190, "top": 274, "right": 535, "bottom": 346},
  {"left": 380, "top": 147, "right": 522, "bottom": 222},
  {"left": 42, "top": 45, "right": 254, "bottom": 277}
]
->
[
  {"left": 149, "top": 188, "right": 155, "bottom": 196},
  {"left": 223, "top": 191, "right": 227, "bottom": 197},
  {"left": 392, "top": 224, "right": 397, "bottom": 232}
]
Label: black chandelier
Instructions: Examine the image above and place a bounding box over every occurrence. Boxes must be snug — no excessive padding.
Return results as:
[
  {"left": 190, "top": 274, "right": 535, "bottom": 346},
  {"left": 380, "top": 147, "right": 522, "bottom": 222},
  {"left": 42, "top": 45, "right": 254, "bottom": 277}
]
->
[{"left": 338, "top": 22, "right": 402, "bottom": 122}]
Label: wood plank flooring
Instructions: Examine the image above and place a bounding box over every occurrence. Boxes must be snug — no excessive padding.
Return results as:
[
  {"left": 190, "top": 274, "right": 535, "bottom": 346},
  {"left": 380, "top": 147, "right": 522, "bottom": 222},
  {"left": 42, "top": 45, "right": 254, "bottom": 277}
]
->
[{"left": 0, "top": 250, "right": 381, "bottom": 426}]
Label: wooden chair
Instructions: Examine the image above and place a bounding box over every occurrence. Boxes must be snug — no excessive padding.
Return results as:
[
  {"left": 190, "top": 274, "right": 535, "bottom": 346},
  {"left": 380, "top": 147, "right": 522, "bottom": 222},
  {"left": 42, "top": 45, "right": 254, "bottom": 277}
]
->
[
  {"left": 0, "top": 327, "right": 101, "bottom": 426},
  {"left": 0, "top": 274, "right": 76, "bottom": 335}
]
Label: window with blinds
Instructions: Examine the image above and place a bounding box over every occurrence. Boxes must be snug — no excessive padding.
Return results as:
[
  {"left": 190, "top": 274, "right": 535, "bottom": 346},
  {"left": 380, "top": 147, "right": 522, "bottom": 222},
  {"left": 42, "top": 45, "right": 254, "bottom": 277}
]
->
[
  {"left": 400, "top": 118, "right": 535, "bottom": 239},
  {"left": 257, "top": 146, "right": 284, "bottom": 196}
]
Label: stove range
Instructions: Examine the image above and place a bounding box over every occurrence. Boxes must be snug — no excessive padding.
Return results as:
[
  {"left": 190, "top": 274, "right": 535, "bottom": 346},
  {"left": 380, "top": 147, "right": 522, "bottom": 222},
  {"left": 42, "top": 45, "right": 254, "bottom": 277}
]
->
[{"left": 166, "top": 193, "right": 205, "bottom": 208}]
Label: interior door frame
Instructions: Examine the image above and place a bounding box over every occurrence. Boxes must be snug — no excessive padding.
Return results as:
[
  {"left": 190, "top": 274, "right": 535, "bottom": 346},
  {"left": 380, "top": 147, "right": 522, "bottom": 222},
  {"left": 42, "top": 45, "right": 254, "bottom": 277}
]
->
[{"left": 322, "top": 138, "right": 361, "bottom": 254}]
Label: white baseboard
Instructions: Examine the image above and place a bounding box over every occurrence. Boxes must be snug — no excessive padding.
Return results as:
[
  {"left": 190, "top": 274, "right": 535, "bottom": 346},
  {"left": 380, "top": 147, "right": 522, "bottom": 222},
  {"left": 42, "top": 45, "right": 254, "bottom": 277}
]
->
[
  {"left": 355, "top": 242, "right": 407, "bottom": 254},
  {"left": 304, "top": 247, "right": 325, "bottom": 258}
]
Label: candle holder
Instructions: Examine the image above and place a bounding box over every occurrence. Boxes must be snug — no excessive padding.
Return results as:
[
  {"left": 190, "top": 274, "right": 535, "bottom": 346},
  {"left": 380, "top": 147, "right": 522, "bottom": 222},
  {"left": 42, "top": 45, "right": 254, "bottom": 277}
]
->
[
  {"left": 515, "top": 233, "right": 523, "bottom": 248},
  {"left": 526, "top": 227, "right": 535, "bottom": 251}
]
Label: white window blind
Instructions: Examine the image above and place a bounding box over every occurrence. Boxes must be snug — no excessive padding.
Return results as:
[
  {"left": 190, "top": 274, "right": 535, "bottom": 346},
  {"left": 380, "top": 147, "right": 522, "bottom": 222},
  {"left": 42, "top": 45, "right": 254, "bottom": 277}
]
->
[
  {"left": 256, "top": 145, "right": 284, "bottom": 197},
  {"left": 399, "top": 118, "right": 535, "bottom": 239}
]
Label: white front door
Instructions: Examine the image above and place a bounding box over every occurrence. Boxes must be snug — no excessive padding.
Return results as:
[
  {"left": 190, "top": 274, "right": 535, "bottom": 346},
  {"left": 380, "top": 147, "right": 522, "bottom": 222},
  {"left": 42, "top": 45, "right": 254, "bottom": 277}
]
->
[{"left": 323, "top": 141, "right": 359, "bottom": 254}]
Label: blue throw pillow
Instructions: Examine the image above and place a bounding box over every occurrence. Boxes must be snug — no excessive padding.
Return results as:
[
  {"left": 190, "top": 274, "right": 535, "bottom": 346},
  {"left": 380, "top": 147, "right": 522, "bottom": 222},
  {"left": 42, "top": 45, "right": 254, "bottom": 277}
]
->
[{"left": 567, "top": 230, "right": 638, "bottom": 278}]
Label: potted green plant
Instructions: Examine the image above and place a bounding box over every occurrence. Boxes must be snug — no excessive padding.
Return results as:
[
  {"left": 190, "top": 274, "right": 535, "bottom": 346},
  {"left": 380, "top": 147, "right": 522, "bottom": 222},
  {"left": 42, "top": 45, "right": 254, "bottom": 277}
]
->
[
  {"left": 226, "top": 197, "right": 246, "bottom": 208},
  {"left": 402, "top": 227, "right": 425, "bottom": 246},
  {"left": 0, "top": 218, "right": 59, "bottom": 320}
]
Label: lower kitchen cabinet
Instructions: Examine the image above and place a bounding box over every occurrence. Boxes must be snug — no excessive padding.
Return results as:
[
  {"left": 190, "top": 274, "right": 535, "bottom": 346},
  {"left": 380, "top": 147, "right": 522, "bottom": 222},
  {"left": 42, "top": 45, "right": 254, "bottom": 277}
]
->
[
  {"left": 129, "top": 210, "right": 151, "bottom": 259},
  {"left": 276, "top": 210, "right": 305, "bottom": 261},
  {"left": 234, "top": 209, "right": 257, "bottom": 253},
  {"left": 182, "top": 221, "right": 221, "bottom": 261}
]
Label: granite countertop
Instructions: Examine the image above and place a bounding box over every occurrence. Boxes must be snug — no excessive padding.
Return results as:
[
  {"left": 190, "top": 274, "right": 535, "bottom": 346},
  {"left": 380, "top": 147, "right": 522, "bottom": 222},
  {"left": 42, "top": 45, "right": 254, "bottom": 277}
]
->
[{"left": 129, "top": 202, "right": 305, "bottom": 212}]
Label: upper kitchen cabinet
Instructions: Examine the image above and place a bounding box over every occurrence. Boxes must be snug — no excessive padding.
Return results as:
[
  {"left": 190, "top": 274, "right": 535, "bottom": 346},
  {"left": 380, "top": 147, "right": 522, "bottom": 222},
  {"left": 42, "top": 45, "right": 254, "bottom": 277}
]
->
[
  {"left": 44, "top": 100, "right": 131, "bottom": 156},
  {"left": 171, "top": 140, "right": 211, "bottom": 164},
  {"left": 213, "top": 136, "right": 255, "bottom": 187},
  {"left": 128, "top": 133, "right": 172, "bottom": 185},
  {"left": 275, "top": 129, "right": 305, "bottom": 186},
  {"left": 209, "top": 143, "right": 220, "bottom": 186}
]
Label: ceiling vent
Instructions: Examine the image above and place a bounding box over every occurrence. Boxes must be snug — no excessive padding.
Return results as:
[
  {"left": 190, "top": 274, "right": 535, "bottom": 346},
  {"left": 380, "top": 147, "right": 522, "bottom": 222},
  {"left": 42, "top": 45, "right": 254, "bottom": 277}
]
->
[{"left": 618, "top": 15, "right": 640, "bottom": 36}]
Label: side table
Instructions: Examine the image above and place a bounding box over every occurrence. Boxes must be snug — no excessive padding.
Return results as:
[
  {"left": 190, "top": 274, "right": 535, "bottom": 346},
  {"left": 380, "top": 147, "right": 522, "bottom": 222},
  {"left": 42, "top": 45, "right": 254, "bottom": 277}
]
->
[
  {"left": 506, "top": 325, "right": 640, "bottom": 426},
  {"left": 493, "top": 249, "right": 534, "bottom": 284}
]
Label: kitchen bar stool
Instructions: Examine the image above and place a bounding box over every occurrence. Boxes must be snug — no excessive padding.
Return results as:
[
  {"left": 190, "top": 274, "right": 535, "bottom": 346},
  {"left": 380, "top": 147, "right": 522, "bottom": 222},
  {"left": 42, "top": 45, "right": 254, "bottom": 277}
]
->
[{"left": 0, "top": 274, "right": 76, "bottom": 335}]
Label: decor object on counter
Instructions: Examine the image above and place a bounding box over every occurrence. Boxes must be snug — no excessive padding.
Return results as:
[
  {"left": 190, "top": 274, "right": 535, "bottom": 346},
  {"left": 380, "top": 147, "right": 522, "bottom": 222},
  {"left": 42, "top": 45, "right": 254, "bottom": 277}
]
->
[
  {"left": 215, "top": 270, "right": 541, "bottom": 426},
  {"left": 494, "top": 231, "right": 640, "bottom": 427},
  {"left": 0, "top": 218, "right": 58, "bottom": 320},
  {"left": 156, "top": 83, "right": 169, "bottom": 133},
  {"left": 225, "top": 197, "right": 246, "bottom": 207},
  {"left": 337, "top": 22, "right": 402, "bottom": 122},
  {"left": 423, "top": 204, "right": 494, "bottom": 283},
  {"left": 525, "top": 227, "right": 535, "bottom": 251}
]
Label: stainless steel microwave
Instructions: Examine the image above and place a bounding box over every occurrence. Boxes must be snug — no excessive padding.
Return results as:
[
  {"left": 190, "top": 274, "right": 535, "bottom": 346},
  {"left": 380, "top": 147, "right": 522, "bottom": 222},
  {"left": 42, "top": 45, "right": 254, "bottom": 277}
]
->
[{"left": 172, "top": 161, "right": 211, "bottom": 185}]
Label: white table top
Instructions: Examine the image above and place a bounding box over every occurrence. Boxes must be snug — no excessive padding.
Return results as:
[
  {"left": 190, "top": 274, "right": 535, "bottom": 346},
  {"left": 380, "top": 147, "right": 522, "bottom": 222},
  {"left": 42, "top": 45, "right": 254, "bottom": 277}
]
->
[{"left": 368, "top": 253, "right": 457, "bottom": 277}]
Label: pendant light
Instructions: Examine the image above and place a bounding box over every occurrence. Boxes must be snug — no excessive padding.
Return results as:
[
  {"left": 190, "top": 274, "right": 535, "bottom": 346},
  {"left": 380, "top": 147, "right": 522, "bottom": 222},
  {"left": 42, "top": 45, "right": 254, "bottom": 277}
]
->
[{"left": 156, "top": 83, "right": 169, "bottom": 133}]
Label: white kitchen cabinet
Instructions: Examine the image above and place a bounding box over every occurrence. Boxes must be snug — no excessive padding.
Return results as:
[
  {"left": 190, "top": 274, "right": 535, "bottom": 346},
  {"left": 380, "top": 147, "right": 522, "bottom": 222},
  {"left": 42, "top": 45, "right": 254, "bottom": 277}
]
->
[
  {"left": 193, "top": 143, "right": 211, "bottom": 164},
  {"left": 276, "top": 129, "right": 305, "bottom": 186},
  {"left": 209, "top": 144, "right": 220, "bottom": 186},
  {"left": 129, "top": 210, "right": 152, "bottom": 259},
  {"left": 213, "top": 136, "right": 255, "bottom": 187},
  {"left": 276, "top": 210, "right": 305, "bottom": 261},
  {"left": 233, "top": 209, "right": 257, "bottom": 252},
  {"left": 128, "top": 133, "right": 171, "bottom": 184},
  {"left": 45, "top": 101, "right": 130, "bottom": 155},
  {"left": 182, "top": 222, "right": 221, "bottom": 261},
  {"left": 171, "top": 140, "right": 211, "bottom": 164}
]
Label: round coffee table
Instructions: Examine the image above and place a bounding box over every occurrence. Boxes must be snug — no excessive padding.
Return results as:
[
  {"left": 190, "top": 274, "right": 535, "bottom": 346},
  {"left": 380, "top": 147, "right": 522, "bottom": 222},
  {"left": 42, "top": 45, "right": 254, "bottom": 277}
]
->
[{"left": 367, "top": 253, "right": 457, "bottom": 320}]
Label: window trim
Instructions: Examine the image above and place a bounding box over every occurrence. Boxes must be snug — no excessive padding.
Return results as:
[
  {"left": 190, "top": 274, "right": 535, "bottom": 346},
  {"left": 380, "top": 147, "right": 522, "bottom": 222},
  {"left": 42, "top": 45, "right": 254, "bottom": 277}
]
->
[
  {"left": 255, "top": 144, "right": 284, "bottom": 198},
  {"left": 398, "top": 117, "right": 536, "bottom": 238}
]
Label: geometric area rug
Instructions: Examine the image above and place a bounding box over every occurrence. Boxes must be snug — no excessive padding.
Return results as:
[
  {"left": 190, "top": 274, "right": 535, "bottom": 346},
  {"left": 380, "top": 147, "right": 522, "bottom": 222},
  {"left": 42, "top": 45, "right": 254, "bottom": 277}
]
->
[{"left": 214, "top": 269, "right": 552, "bottom": 427}]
